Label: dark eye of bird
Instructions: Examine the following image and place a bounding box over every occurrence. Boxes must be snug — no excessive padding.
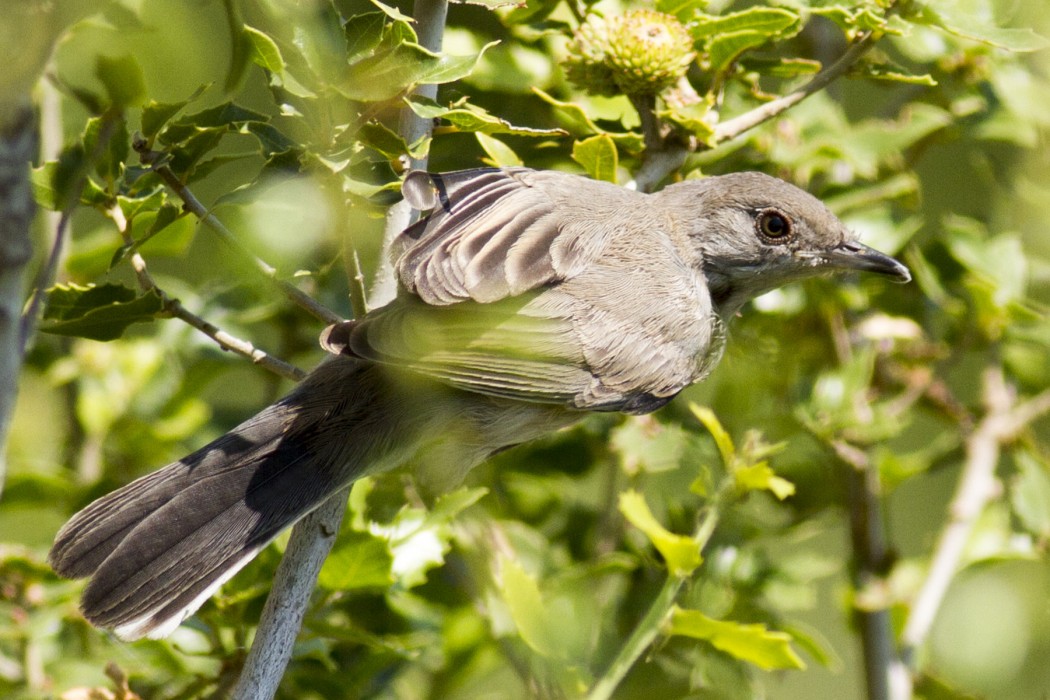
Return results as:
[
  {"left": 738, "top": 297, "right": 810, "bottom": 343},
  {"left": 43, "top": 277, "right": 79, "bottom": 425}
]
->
[{"left": 756, "top": 209, "right": 792, "bottom": 242}]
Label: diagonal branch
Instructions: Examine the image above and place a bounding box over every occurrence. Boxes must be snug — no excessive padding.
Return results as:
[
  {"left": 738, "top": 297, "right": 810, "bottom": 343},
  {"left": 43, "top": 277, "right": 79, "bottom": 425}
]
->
[
  {"left": 133, "top": 141, "right": 343, "bottom": 325},
  {"left": 712, "top": 31, "right": 878, "bottom": 144},
  {"left": 900, "top": 369, "right": 1050, "bottom": 668},
  {"left": 108, "top": 205, "right": 306, "bottom": 381}
]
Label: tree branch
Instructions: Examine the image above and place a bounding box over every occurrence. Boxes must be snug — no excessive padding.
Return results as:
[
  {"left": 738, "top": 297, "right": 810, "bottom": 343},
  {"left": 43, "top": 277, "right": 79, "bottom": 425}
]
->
[
  {"left": 370, "top": 0, "right": 449, "bottom": 308},
  {"left": 108, "top": 205, "right": 306, "bottom": 381},
  {"left": 900, "top": 369, "right": 1050, "bottom": 667},
  {"left": 0, "top": 105, "right": 37, "bottom": 498},
  {"left": 133, "top": 142, "right": 343, "bottom": 325},
  {"left": 834, "top": 440, "right": 911, "bottom": 700},
  {"left": 712, "top": 31, "right": 878, "bottom": 144},
  {"left": 230, "top": 489, "right": 350, "bottom": 700}
]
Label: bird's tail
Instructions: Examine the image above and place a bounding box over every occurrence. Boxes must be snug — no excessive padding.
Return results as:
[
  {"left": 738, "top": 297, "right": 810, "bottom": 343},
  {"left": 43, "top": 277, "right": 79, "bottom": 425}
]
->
[{"left": 48, "top": 358, "right": 424, "bottom": 640}]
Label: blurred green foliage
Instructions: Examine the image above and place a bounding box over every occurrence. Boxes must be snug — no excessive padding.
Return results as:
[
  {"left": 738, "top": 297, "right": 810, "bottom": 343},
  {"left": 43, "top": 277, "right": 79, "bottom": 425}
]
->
[{"left": 3, "top": 0, "right": 1050, "bottom": 698}]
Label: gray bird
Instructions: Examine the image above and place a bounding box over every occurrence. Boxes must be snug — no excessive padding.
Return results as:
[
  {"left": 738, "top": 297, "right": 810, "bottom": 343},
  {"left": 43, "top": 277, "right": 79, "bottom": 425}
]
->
[{"left": 48, "top": 167, "right": 910, "bottom": 640}]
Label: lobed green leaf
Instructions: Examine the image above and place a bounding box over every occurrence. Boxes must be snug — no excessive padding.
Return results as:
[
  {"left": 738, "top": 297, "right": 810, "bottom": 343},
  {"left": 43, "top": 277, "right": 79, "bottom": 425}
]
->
[{"left": 40, "top": 283, "right": 165, "bottom": 341}]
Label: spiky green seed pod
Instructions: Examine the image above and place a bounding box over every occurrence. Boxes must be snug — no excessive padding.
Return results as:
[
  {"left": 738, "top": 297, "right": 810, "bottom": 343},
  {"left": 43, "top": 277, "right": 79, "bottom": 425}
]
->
[
  {"left": 563, "top": 15, "right": 620, "bottom": 97},
  {"left": 605, "top": 9, "right": 695, "bottom": 96}
]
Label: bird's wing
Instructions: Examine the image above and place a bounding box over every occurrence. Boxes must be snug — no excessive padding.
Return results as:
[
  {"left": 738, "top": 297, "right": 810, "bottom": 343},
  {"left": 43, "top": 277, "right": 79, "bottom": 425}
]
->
[
  {"left": 392, "top": 167, "right": 637, "bottom": 305},
  {"left": 346, "top": 294, "right": 599, "bottom": 407},
  {"left": 339, "top": 167, "right": 713, "bottom": 412}
]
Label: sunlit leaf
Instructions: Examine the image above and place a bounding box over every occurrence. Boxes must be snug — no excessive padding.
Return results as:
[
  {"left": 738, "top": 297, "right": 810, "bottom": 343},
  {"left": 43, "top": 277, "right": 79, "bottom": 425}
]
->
[
  {"left": 619, "top": 490, "right": 702, "bottom": 576},
  {"left": 734, "top": 462, "right": 796, "bottom": 500},
  {"left": 667, "top": 606, "right": 806, "bottom": 670},
  {"left": 476, "top": 132, "right": 522, "bottom": 166},
  {"left": 692, "top": 7, "right": 799, "bottom": 39},
  {"left": 1010, "top": 451, "right": 1050, "bottom": 539},
  {"left": 140, "top": 85, "right": 209, "bottom": 139},
  {"left": 245, "top": 25, "right": 284, "bottom": 73},
  {"left": 341, "top": 42, "right": 494, "bottom": 102},
  {"left": 498, "top": 554, "right": 561, "bottom": 658},
  {"left": 317, "top": 531, "right": 394, "bottom": 590},
  {"left": 31, "top": 144, "right": 87, "bottom": 211},
  {"left": 571, "top": 134, "right": 618, "bottom": 183},
  {"left": 345, "top": 12, "right": 391, "bottom": 61},
  {"left": 407, "top": 96, "right": 566, "bottom": 137},
  {"left": 690, "top": 404, "right": 735, "bottom": 467}
]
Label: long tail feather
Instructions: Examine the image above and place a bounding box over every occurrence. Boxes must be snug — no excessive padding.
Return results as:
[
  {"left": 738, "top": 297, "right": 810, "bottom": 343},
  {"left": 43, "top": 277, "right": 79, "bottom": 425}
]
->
[{"left": 49, "top": 359, "right": 410, "bottom": 639}]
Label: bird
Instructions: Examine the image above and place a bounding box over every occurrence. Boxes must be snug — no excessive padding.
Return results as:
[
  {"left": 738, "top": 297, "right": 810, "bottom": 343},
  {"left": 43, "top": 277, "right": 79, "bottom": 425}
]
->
[{"left": 48, "top": 166, "right": 910, "bottom": 641}]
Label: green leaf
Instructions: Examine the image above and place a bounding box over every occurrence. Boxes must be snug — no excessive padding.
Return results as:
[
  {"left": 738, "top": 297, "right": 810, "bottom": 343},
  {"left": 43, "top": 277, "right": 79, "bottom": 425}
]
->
[
  {"left": 656, "top": 0, "right": 708, "bottom": 23},
  {"left": 694, "top": 8, "right": 801, "bottom": 74},
  {"left": 83, "top": 115, "right": 129, "bottom": 184},
  {"left": 31, "top": 144, "right": 87, "bottom": 211},
  {"left": 406, "top": 96, "right": 566, "bottom": 137},
  {"left": 95, "top": 54, "right": 147, "bottom": 108},
  {"left": 170, "top": 102, "right": 271, "bottom": 130},
  {"left": 852, "top": 63, "right": 937, "bottom": 86},
  {"left": 498, "top": 554, "right": 560, "bottom": 659},
  {"left": 344, "top": 12, "right": 389, "bottom": 62},
  {"left": 340, "top": 41, "right": 495, "bottom": 102},
  {"left": 610, "top": 416, "right": 689, "bottom": 474},
  {"left": 658, "top": 102, "right": 715, "bottom": 143},
  {"left": 738, "top": 56, "right": 821, "bottom": 78},
  {"left": 619, "top": 490, "right": 702, "bottom": 576},
  {"left": 693, "top": 7, "right": 799, "bottom": 39},
  {"left": 916, "top": 3, "right": 1050, "bottom": 51},
  {"left": 667, "top": 606, "right": 806, "bottom": 670},
  {"left": 245, "top": 25, "right": 284, "bottom": 73},
  {"left": 734, "top": 462, "right": 796, "bottom": 500},
  {"left": 369, "top": 0, "right": 415, "bottom": 23},
  {"left": 571, "top": 135, "right": 618, "bottom": 183},
  {"left": 1010, "top": 451, "right": 1050, "bottom": 539},
  {"left": 241, "top": 121, "right": 299, "bottom": 157},
  {"left": 135, "top": 203, "right": 195, "bottom": 256},
  {"left": 425, "top": 486, "right": 488, "bottom": 525},
  {"left": 707, "top": 30, "right": 774, "bottom": 75},
  {"left": 40, "top": 283, "right": 165, "bottom": 341},
  {"left": 359, "top": 120, "right": 413, "bottom": 159},
  {"left": 690, "top": 404, "right": 735, "bottom": 468},
  {"left": 317, "top": 530, "right": 394, "bottom": 590},
  {"left": 476, "top": 132, "right": 522, "bottom": 167},
  {"left": 116, "top": 188, "right": 165, "bottom": 221},
  {"left": 531, "top": 88, "right": 645, "bottom": 151},
  {"left": 141, "top": 85, "right": 210, "bottom": 139}
]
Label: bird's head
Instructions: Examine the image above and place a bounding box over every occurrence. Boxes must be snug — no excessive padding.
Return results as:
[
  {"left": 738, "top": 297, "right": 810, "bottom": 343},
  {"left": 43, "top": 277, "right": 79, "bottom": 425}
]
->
[{"left": 660, "top": 171, "right": 910, "bottom": 316}]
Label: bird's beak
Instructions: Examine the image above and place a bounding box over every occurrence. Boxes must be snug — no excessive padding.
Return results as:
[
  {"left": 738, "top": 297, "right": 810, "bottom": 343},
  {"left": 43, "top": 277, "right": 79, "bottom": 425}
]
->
[{"left": 824, "top": 241, "right": 911, "bottom": 283}]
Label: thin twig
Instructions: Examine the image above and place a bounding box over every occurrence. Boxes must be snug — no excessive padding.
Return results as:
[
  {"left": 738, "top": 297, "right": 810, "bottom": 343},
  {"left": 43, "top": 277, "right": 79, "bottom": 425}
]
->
[
  {"left": 900, "top": 370, "right": 1050, "bottom": 667},
  {"left": 108, "top": 205, "right": 306, "bottom": 381},
  {"left": 712, "top": 31, "right": 878, "bottom": 144},
  {"left": 133, "top": 141, "right": 343, "bottom": 325}
]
